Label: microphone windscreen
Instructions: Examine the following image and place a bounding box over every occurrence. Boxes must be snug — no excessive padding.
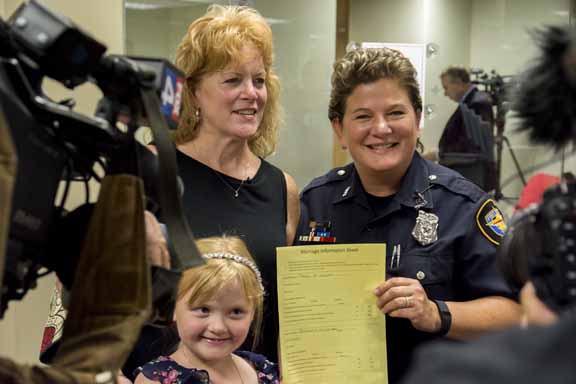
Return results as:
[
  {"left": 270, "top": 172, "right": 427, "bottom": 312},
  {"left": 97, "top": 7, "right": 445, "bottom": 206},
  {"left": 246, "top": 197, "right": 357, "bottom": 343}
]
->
[{"left": 514, "top": 25, "right": 576, "bottom": 149}]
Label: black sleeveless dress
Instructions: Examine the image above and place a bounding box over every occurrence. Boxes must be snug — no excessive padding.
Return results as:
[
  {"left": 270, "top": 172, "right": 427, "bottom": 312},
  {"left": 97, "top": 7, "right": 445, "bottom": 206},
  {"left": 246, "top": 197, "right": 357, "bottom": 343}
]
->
[
  {"left": 177, "top": 149, "right": 287, "bottom": 285},
  {"left": 122, "top": 150, "right": 287, "bottom": 379},
  {"left": 177, "top": 150, "right": 287, "bottom": 358}
]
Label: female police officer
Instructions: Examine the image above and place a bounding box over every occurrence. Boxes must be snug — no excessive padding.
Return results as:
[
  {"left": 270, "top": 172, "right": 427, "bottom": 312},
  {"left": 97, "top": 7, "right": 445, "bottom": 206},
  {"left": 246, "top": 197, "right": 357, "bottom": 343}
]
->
[{"left": 296, "top": 47, "right": 521, "bottom": 383}]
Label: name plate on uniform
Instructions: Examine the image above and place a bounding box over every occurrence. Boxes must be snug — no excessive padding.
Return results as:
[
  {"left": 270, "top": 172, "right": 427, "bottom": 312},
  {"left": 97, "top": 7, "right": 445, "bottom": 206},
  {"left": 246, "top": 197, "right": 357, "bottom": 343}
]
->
[{"left": 276, "top": 244, "right": 388, "bottom": 384}]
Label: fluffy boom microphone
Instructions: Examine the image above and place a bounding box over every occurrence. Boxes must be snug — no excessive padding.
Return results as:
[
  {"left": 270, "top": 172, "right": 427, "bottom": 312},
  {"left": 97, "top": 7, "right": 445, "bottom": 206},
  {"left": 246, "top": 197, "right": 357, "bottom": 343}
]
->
[{"left": 514, "top": 25, "right": 576, "bottom": 148}]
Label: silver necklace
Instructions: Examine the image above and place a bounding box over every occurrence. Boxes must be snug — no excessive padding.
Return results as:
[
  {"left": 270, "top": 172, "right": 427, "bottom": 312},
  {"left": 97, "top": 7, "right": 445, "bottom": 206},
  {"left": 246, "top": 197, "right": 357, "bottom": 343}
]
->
[
  {"left": 213, "top": 170, "right": 248, "bottom": 198},
  {"left": 186, "top": 142, "right": 252, "bottom": 198},
  {"left": 213, "top": 157, "right": 253, "bottom": 198}
]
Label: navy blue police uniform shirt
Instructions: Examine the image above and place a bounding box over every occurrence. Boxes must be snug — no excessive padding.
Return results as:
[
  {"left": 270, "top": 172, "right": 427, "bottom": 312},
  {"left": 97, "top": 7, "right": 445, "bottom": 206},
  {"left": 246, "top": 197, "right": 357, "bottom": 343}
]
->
[{"left": 295, "top": 152, "right": 515, "bottom": 384}]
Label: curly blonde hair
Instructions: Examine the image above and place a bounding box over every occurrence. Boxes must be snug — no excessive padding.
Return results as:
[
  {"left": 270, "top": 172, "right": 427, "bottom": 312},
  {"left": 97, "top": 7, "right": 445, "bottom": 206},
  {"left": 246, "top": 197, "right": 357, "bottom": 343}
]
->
[
  {"left": 177, "top": 236, "right": 264, "bottom": 350},
  {"left": 172, "top": 5, "right": 281, "bottom": 158}
]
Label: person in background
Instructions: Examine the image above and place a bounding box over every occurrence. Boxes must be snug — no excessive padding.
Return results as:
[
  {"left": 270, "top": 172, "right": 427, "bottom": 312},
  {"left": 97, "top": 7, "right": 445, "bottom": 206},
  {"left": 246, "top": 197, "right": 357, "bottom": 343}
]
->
[
  {"left": 124, "top": 5, "right": 300, "bottom": 378},
  {"left": 425, "top": 67, "right": 496, "bottom": 191},
  {"left": 296, "top": 47, "right": 521, "bottom": 383},
  {"left": 135, "top": 236, "right": 278, "bottom": 384},
  {"left": 433, "top": 66, "right": 494, "bottom": 159}
]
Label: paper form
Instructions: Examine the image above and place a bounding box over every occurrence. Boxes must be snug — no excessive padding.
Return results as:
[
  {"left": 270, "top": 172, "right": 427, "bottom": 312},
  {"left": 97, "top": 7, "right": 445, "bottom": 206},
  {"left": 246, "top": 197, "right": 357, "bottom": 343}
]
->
[{"left": 276, "top": 244, "right": 388, "bottom": 384}]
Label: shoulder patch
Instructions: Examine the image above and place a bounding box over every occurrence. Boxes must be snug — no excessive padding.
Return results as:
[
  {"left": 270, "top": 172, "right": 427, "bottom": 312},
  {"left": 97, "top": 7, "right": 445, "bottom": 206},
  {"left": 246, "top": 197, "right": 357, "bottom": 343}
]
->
[{"left": 476, "top": 199, "right": 507, "bottom": 245}]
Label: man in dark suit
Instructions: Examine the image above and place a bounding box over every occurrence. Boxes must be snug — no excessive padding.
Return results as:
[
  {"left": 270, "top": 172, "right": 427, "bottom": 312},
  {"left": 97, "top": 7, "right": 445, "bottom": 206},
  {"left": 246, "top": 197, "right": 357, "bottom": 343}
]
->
[
  {"left": 439, "top": 66, "right": 494, "bottom": 154},
  {"left": 434, "top": 66, "right": 496, "bottom": 190}
]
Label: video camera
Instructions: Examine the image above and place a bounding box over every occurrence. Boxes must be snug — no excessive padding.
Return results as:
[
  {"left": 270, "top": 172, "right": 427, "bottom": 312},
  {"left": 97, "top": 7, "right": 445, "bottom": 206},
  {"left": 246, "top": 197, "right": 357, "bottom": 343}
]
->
[
  {"left": 498, "top": 184, "right": 576, "bottom": 313},
  {"left": 470, "top": 68, "right": 516, "bottom": 114},
  {"left": 0, "top": 0, "right": 201, "bottom": 319}
]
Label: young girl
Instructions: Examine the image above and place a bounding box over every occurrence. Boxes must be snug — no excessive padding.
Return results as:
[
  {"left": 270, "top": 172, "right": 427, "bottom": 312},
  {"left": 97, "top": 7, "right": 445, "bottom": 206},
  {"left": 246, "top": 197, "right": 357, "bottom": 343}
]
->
[{"left": 134, "top": 236, "right": 279, "bottom": 384}]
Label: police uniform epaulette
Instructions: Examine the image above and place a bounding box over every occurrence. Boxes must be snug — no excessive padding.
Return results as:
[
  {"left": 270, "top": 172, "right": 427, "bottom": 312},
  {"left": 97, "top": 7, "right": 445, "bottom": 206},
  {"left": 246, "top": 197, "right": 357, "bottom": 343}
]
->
[
  {"left": 433, "top": 174, "right": 485, "bottom": 202},
  {"left": 301, "top": 164, "right": 353, "bottom": 194},
  {"left": 426, "top": 163, "right": 485, "bottom": 202}
]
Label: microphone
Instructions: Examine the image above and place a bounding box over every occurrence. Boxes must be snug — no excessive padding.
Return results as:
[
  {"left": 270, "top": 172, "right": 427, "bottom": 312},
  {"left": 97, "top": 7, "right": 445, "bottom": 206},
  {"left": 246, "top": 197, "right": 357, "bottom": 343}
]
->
[
  {"left": 93, "top": 56, "right": 184, "bottom": 130},
  {"left": 128, "top": 57, "right": 185, "bottom": 130},
  {"left": 513, "top": 25, "right": 576, "bottom": 148}
]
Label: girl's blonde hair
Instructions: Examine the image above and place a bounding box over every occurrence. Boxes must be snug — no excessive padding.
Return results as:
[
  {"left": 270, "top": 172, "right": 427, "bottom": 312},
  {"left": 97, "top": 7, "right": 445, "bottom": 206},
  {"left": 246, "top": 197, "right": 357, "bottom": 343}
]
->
[
  {"left": 176, "top": 236, "right": 264, "bottom": 349},
  {"left": 172, "top": 4, "right": 281, "bottom": 158}
]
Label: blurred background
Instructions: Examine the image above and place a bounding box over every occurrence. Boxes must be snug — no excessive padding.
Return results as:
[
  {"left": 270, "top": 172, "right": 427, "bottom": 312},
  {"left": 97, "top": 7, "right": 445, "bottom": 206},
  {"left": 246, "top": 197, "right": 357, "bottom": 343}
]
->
[{"left": 0, "top": 0, "right": 573, "bottom": 366}]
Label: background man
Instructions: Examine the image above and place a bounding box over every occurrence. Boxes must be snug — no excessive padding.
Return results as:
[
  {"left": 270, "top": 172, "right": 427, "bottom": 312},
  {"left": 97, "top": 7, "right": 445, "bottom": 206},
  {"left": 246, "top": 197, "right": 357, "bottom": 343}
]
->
[
  {"left": 439, "top": 66, "right": 494, "bottom": 154},
  {"left": 426, "top": 66, "right": 495, "bottom": 190}
]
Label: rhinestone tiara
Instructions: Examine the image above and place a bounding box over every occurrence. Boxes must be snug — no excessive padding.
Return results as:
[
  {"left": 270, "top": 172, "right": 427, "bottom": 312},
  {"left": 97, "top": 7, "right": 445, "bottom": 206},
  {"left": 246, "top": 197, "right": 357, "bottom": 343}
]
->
[{"left": 202, "top": 252, "right": 264, "bottom": 293}]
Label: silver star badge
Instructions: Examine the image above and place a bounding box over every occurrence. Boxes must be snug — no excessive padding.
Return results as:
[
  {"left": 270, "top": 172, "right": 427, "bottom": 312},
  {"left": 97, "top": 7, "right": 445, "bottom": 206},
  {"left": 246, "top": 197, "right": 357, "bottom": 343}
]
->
[{"left": 412, "top": 210, "right": 439, "bottom": 246}]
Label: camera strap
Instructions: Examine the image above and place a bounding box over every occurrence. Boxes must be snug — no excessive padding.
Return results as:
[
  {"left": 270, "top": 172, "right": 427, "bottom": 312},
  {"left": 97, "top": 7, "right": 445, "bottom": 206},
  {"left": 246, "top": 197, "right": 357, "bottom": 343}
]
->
[
  {"left": 139, "top": 87, "right": 203, "bottom": 271},
  {"left": 0, "top": 103, "right": 17, "bottom": 313}
]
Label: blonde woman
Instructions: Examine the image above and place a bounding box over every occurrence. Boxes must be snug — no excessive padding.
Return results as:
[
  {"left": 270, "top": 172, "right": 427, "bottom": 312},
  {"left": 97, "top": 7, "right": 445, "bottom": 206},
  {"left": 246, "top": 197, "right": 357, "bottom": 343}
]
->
[{"left": 130, "top": 6, "right": 298, "bottom": 377}]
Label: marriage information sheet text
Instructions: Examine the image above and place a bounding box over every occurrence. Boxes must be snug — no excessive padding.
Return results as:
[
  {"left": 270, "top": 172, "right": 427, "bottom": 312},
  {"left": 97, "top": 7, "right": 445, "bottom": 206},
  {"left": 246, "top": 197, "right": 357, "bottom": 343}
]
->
[{"left": 277, "top": 244, "right": 388, "bottom": 384}]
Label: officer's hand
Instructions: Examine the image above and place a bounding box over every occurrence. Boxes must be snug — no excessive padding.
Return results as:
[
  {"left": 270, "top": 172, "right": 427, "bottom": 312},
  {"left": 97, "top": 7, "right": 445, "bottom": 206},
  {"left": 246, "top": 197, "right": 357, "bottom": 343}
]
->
[{"left": 373, "top": 277, "right": 441, "bottom": 333}]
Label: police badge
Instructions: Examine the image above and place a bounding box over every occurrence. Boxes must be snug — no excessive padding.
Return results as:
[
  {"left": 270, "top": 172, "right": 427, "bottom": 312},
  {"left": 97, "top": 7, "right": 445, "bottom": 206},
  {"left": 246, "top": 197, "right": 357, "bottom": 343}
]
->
[{"left": 412, "top": 210, "right": 439, "bottom": 246}]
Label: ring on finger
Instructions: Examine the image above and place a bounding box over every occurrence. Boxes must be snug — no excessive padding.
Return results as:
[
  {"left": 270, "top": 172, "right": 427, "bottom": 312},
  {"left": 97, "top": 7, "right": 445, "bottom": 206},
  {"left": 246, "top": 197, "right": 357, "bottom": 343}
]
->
[{"left": 404, "top": 296, "right": 410, "bottom": 308}]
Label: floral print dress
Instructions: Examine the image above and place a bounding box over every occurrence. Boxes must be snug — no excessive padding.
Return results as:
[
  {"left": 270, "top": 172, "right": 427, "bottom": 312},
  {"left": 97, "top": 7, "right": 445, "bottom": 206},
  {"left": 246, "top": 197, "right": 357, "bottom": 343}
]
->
[{"left": 135, "top": 351, "right": 279, "bottom": 384}]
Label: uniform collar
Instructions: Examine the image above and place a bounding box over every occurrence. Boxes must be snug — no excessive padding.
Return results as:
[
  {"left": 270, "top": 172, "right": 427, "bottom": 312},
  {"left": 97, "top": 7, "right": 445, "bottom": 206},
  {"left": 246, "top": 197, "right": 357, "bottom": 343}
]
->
[{"left": 333, "top": 153, "right": 435, "bottom": 210}]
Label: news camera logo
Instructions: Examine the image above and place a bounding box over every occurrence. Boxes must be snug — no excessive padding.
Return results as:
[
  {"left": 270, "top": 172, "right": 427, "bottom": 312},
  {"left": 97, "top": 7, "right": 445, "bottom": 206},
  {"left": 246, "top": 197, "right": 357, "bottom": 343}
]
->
[{"left": 161, "top": 68, "right": 184, "bottom": 129}]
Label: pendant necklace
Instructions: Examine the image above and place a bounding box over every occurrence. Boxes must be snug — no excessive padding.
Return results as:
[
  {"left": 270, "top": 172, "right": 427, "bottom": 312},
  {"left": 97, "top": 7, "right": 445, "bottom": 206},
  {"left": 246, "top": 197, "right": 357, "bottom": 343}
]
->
[
  {"left": 213, "top": 161, "right": 251, "bottom": 198},
  {"left": 189, "top": 141, "right": 251, "bottom": 198},
  {"left": 214, "top": 171, "right": 246, "bottom": 197}
]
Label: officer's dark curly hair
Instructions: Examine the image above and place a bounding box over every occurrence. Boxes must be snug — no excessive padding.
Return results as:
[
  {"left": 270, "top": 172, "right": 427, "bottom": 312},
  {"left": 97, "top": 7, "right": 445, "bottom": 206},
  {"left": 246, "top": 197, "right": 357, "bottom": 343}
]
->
[{"left": 328, "top": 47, "right": 424, "bottom": 151}]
